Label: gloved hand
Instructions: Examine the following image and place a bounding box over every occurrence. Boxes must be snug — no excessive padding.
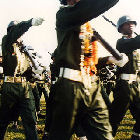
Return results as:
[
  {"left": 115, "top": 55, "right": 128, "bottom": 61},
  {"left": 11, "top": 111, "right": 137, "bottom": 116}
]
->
[
  {"left": 108, "top": 53, "right": 128, "bottom": 67},
  {"left": 31, "top": 17, "right": 44, "bottom": 26}
]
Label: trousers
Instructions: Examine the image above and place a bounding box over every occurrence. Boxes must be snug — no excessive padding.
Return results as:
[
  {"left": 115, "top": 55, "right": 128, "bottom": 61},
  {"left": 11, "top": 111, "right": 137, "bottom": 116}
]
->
[
  {"left": 0, "top": 82, "right": 38, "bottom": 140},
  {"left": 110, "top": 79, "right": 140, "bottom": 136},
  {"left": 48, "top": 78, "right": 113, "bottom": 140}
]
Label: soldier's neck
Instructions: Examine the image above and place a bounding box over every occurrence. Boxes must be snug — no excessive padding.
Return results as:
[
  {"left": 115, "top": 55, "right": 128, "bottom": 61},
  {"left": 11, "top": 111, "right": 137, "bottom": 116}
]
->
[{"left": 123, "top": 33, "right": 135, "bottom": 39}]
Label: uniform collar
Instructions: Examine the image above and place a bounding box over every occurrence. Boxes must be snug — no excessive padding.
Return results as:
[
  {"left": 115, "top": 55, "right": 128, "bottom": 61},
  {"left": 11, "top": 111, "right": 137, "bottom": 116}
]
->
[{"left": 123, "top": 33, "right": 136, "bottom": 39}]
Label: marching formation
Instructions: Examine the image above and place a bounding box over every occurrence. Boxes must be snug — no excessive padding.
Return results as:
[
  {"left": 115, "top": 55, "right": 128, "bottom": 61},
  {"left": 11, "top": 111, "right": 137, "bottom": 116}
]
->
[{"left": 0, "top": 0, "right": 140, "bottom": 140}]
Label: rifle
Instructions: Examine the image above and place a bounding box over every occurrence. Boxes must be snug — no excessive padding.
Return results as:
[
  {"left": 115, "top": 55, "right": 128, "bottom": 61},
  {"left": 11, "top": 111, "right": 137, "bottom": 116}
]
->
[
  {"left": 102, "top": 15, "right": 138, "bottom": 35},
  {"left": 21, "top": 46, "right": 39, "bottom": 70},
  {"left": 48, "top": 52, "right": 52, "bottom": 56},
  {"left": 93, "top": 28, "right": 122, "bottom": 60}
]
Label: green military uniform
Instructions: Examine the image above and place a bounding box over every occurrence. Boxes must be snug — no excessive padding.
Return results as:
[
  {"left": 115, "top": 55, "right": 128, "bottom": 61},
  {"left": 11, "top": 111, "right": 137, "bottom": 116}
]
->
[
  {"left": 23, "top": 67, "right": 41, "bottom": 113},
  {"left": 48, "top": 0, "right": 119, "bottom": 140},
  {"left": 37, "top": 81, "right": 48, "bottom": 104},
  {"left": 109, "top": 35, "right": 140, "bottom": 136},
  {"left": 0, "top": 20, "right": 38, "bottom": 140}
]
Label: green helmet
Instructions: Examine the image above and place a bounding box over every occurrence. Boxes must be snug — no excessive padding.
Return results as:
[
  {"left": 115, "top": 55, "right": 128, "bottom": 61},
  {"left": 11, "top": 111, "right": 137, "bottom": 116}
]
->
[
  {"left": 117, "top": 15, "right": 137, "bottom": 33},
  {"left": 59, "top": 0, "right": 67, "bottom": 5}
]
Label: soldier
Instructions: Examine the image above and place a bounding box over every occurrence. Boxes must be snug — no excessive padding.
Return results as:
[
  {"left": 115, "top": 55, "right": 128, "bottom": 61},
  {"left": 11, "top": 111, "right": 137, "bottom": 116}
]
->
[
  {"left": 25, "top": 66, "right": 41, "bottom": 120},
  {"left": 35, "top": 65, "right": 49, "bottom": 119},
  {"left": 24, "top": 47, "right": 47, "bottom": 119},
  {"left": 43, "top": 48, "right": 59, "bottom": 140},
  {"left": 0, "top": 17, "right": 44, "bottom": 140},
  {"left": 109, "top": 15, "right": 140, "bottom": 140},
  {"left": 47, "top": 0, "right": 128, "bottom": 140},
  {"left": 36, "top": 73, "right": 49, "bottom": 108}
]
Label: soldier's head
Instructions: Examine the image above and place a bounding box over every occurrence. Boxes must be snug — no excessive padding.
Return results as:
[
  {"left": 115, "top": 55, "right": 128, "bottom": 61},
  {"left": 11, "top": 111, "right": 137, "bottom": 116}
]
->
[
  {"left": 7, "top": 20, "right": 19, "bottom": 33},
  {"left": 59, "top": 0, "right": 80, "bottom": 5},
  {"left": 117, "top": 15, "right": 137, "bottom": 35},
  {"left": 59, "top": 0, "right": 67, "bottom": 5}
]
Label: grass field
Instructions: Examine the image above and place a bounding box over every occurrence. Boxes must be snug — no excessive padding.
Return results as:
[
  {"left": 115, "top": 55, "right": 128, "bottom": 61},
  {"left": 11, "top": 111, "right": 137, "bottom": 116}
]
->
[{"left": 4, "top": 99, "right": 135, "bottom": 140}]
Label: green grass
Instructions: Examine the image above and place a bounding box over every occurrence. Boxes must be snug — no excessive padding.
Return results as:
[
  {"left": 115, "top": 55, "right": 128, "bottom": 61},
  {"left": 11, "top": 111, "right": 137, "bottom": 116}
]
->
[
  {"left": 5, "top": 99, "right": 135, "bottom": 140},
  {"left": 114, "top": 110, "right": 135, "bottom": 140}
]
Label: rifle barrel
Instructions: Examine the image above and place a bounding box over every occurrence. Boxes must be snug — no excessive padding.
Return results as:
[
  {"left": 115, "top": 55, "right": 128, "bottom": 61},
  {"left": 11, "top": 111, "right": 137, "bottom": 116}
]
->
[{"left": 93, "top": 29, "right": 122, "bottom": 60}]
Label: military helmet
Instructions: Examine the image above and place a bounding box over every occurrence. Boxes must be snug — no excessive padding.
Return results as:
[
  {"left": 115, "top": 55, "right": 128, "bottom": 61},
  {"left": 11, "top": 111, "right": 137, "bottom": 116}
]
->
[
  {"left": 59, "top": 0, "right": 67, "bottom": 5},
  {"left": 117, "top": 15, "right": 137, "bottom": 33},
  {"left": 7, "top": 21, "right": 19, "bottom": 31}
]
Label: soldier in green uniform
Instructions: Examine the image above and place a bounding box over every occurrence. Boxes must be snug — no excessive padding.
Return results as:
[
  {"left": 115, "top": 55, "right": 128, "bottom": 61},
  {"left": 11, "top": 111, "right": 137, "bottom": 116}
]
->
[
  {"left": 109, "top": 15, "right": 140, "bottom": 140},
  {"left": 47, "top": 0, "right": 124, "bottom": 140},
  {"left": 43, "top": 49, "right": 59, "bottom": 139},
  {"left": 0, "top": 17, "right": 44, "bottom": 140}
]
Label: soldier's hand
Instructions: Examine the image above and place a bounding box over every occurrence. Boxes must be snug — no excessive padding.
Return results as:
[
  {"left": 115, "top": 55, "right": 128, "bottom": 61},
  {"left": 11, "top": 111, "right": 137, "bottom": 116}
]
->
[
  {"left": 32, "top": 17, "right": 44, "bottom": 26},
  {"left": 108, "top": 53, "right": 128, "bottom": 67}
]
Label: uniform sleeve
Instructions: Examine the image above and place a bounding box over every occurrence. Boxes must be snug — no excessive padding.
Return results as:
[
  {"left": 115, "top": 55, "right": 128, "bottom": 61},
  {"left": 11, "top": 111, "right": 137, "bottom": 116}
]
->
[
  {"left": 56, "top": 0, "right": 119, "bottom": 30},
  {"left": 116, "top": 35, "right": 140, "bottom": 53},
  {"left": 7, "top": 19, "right": 32, "bottom": 44}
]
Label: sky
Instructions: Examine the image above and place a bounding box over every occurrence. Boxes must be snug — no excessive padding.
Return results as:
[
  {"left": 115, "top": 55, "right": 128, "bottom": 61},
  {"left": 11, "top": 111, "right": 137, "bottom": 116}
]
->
[{"left": 0, "top": 0, "right": 140, "bottom": 68}]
